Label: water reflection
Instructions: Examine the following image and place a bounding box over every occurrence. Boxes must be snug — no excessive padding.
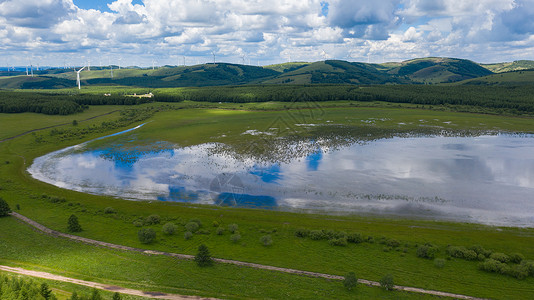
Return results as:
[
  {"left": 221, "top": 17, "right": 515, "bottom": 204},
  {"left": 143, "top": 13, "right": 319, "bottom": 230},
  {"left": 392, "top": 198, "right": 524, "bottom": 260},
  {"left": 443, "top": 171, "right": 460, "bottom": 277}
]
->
[{"left": 29, "top": 132, "right": 534, "bottom": 227}]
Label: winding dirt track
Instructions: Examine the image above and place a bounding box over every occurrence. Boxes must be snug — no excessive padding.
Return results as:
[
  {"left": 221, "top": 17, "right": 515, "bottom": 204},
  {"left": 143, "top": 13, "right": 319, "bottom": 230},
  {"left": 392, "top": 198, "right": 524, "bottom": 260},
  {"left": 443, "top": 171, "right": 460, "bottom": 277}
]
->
[
  {"left": 0, "top": 265, "right": 217, "bottom": 300},
  {"left": 8, "top": 212, "right": 487, "bottom": 300}
]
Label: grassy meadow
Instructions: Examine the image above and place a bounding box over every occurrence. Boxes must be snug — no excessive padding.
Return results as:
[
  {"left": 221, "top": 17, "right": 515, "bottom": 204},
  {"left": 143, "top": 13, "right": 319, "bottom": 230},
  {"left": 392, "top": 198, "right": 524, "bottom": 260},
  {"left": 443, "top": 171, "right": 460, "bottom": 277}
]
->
[{"left": 1, "top": 101, "right": 534, "bottom": 299}]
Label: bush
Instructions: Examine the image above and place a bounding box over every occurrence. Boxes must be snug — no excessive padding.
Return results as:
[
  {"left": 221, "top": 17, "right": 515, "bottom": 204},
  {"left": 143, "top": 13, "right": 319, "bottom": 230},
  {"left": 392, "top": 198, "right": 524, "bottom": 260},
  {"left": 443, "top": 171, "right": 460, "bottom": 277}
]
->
[
  {"left": 260, "top": 235, "right": 273, "bottom": 246},
  {"left": 386, "top": 239, "right": 400, "bottom": 248},
  {"left": 133, "top": 219, "right": 143, "bottom": 227},
  {"left": 104, "top": 207, "right": 116, "bottom": 214},
  {"left": 138, "top": 228, "right": 156, "bottom": 244},
  {"left": 189, "top": 218, "right": 202, "bottom": 227},
  {"left": 434, "top": 258, "right": 445, "bottom": 268},
  {"left": 113, "top": 292, "right": 122, "bottom": 300},
  {"left": 197, "top": 229, "right": 210, "bottom": 235},
  {"left": 343, "top": 272, "right": 358, "bottom": 291},
  {"left": 0, "top": 197, "right": 11, "bottom": 217},
  {"left": 347, "top": 233, "right": 364, "bottom": 243},
  {"left": 162, "top": 222, "right": 177, "bottom": 235},
  {"left": 380, "top": 274, "right": 394, "bottom": 291},
  {"left": 508, "top": 264, "right": 529, "bottom": 279},
  {"left": 228, "top": 223, "right": 238, "bottom": 233},
  {"left": 216, "top": 227, "right": 225, "bottom": 235},
  {"left": 490, "top": 252, "right": 510, "bottom": 263},
  {"left": 185, "top": 221, "right": 200, "bottom": 233},
  {"left": 184, "top": 231, "right": 193, "bottom": 240},
  {"left": 195, "top": 244, "right": 213, "bottom": 267},
  {"left": 416, "top": 243, "right": 439, "bottom": 259},
  {"left": 145, "top": 214, "right": 161, "bottom": 225},
  {"left": 447, "top": 246, "right": 477, "bottom": 260},
  {"left": 294, "top": 228, "right": 310, "bottom": 238},
  {"left": 510, "top": 253, "right": 525, "bottom": 264},
  {"left": 212, "top": 220, "right": 219, "bottom": 227},
  {"left": 309, "top": 230, "right": 325, "bottom": 240},
  {"left": 67, "top": 214, "right": 82, "bottom": 232},
  {"left": 479, "top": 259, "right": 507, "bottom": 273},
  {"left": 520, "top": 260, "right": 534, "bottom": 276},
  {"left": 329, "top": 237, "right": 348, "bottom": 246},
  {"left": 230, "top": 233, "right": 241, "bottom": 243}
]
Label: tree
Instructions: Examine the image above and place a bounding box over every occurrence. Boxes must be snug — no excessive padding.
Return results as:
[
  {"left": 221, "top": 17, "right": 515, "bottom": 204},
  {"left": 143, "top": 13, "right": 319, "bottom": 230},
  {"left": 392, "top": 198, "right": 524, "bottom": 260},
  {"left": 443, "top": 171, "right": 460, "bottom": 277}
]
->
[
  {"left": 112, "top": 292, "right": 122, "bottom": 300},
  {"left": 70, "top": 292, "right": 79, "bottom": 300},
  {"left": 67, "top": 214, "right": 82, "bottom": 232},
  {"left": 90, "top": 289, "right": 102, "bottom": 300},
  {"left": 195, "top": 244, "right": 213, "bottom": 267},
  {"left": 40, "top": 283, "right": 52, "bottom": 300},
  {"left": 0, "top": 197, "right": 11, "bottom": 217},
  {"left": 343, "top": 272, "right": 358, "bottom": 291},
  {"left": 162, "top": 222, "right": 177, "bottom": 235},
  {"left": 380, "top": 274, "right": 394, "bottom": 291},
  {"left": 138, "top": 228, "right": 156, "bottom": 244}
]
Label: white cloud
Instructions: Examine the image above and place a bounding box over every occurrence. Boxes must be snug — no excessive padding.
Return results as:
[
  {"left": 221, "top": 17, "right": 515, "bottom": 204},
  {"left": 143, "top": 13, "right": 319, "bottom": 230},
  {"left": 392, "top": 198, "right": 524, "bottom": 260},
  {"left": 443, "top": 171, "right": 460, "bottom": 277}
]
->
[{"left": 0, "top": 0, "right": 533, "bottom": 66}]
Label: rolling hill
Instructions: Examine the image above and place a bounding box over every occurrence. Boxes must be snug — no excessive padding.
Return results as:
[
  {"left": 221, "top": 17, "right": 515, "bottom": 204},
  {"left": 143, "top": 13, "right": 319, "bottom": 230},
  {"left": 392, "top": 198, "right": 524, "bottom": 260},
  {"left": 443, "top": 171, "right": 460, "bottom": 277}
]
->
[
  {"left": 456, "top": 69, "right": 534, "bottom": 85},
  {"left": 481, "top": 60, "right": 534, "bottom": 73},
  {"left": 382, "top": 57, "right": 493, "bottom": 84},
  {"left": 3, "top": 57, "right": 533, "bottom": 89}
]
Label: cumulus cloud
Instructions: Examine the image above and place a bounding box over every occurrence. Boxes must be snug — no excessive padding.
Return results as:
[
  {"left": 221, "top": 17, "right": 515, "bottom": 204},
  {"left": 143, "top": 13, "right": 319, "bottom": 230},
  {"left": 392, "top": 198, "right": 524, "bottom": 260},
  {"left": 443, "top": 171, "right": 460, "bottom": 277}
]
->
[{"left": 1, "top": 0, "right": 534, "bottom": 66}]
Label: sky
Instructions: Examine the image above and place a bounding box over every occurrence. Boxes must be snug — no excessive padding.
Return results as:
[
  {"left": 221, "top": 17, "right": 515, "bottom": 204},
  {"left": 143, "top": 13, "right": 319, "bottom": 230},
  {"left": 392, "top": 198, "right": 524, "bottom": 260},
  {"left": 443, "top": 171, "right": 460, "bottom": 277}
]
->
[{"left": 1, "top": 0, "right": 534, "bottom": 67}]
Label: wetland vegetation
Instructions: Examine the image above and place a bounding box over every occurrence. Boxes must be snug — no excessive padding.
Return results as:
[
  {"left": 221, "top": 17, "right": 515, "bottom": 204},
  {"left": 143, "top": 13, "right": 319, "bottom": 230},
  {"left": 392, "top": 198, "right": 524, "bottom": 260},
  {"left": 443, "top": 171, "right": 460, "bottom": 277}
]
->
[{"left": 1, "top": 91, "right": 534, "bottom": 299}]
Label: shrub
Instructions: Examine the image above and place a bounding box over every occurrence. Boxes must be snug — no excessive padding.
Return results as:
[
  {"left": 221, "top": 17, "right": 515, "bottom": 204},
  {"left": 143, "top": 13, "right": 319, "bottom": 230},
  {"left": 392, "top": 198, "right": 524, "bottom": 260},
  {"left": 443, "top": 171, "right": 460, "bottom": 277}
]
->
[
  {"left": 104, "top": 207, "right": 116, "bottom": 214},
  {"left": 520, "top": 260, "right": 534, "bottom": 276},
  {"left": 162, "top": 222, "right": 177, "bottom": 235},
  {"left": 113, "top": 292, "right": 122, "bottom": 300},
  {"left": 189, "top": 218, "right": 202, "bottom": 227},
  {"left": 329, "top": 237, "right": 348, "bottom": 247},
  {"left": 380, "top": 274, "right": 394, "bottom": 291},
  {"left": 260, "top": 235, "right": 273, "bottom": 246},
  {"left": 309, "top": 230, "right": 325, "bottom": 240},
  {"left": 434, "top": 258, "right": 445, "bottom": 268},
  {"left": 185, "top": 222, "right": 200, "bottom": 233},
  {"left": 490, "top": 252, "right": 510, "bottom": 264},
  {"left": 343, "top": 272, "right": 358, "bottom": 291},
  {"left": 347, "top": 233, "right": 364, "bottom": 244},
  {"left": 230, "top": 233, "right": 241, "bottom": 243},
  {"left": 228, "top": 223, "right": 239, "bottom": 233},
  {"left": 138, "top": 228, "right": 156, "bottom": 244},
  {"left": 145, "top": 214, "right": 161, "bottom": 225},
  {"left": 197, "top": 229, "right": 210, "bottom": 235},
  {"left": 0, "top": 197, "right": 11, "bottom": 217},
  {"left": 508, "top": 264, "right": 529, "bottom": 279},
  {"left": 294, "top": 228, "right": 310, "bottom": 238},
  {"left": 216, "top": 227, "right": 225, "bottom": 235},
  {"left": 416, "top": 243, "right": 439, "bottom": 259},
  {"left": 184, "top": 231, "right": 193, "bottom": 240},
  {"left": 510, "top": 253, "right": 525, "bottom": 264},
  {"left": 447, "top": 246, "right": 477, "bottom": 260},
  {"left": 479, "top": 259, "right": 507, "bottom": 273},
  {"left": 133, "top": 219, "right": 143, "bottom": 227},
  {"left": 212, "top": 220, "right": 219, "bottom": 227},
  {"left": 67, "top": 214, "right": 82, "bottom": 232},
  {"left": 386, "top": 239, "right": 400, "bottom": 248},
  {"left": 195, "top": 244, "right": 213, "bottom": 267},
  {"left": 15, "top": 204, "right": 20, "bottom": 210}
]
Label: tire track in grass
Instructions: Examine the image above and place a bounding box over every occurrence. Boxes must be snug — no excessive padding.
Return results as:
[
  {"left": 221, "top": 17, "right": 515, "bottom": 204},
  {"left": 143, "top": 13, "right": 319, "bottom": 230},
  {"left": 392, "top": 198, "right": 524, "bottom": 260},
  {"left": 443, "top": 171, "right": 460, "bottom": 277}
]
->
[
  {"left": 9, "top": 212, "right": 488, "bottom": 300},
  {"left": 0, "top": 265, "right": 218, "bottom": 300}
]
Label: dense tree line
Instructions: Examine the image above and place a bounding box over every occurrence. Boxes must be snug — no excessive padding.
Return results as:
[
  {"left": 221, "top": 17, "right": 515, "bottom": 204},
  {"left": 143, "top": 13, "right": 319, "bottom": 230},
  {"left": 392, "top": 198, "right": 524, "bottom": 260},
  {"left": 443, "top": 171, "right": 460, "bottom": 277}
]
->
[
  {"left": 154, "top": 84, "right": 534, "bottom": 114},
  {"left": 0, "top": 91, "right": 152, "bottom": 115}
]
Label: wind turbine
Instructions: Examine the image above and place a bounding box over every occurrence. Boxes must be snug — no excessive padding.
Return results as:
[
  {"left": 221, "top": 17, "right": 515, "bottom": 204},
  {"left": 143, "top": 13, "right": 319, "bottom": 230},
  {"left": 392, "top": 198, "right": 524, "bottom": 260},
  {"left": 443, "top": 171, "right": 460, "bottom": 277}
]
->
[
  {"left": 211, "top": 51, "right": 215, "bottom": 64},
  {"left": 118, "top": 57, "right": 122, "bottom": 70},
  {"left": 76, "top": 66, "right": 86, "bottom": 89},
  {"left": 183, "top": 55, "right": 186, "bottom": 66},
  {"left": 87, "top": 60, "right": 91, "bottom": 71},
  {"left": 152, "top": 59, "right": 156, "bottom": 70},
  {"left": 321, "top": 49, "right": 327, "bottom": 61}
]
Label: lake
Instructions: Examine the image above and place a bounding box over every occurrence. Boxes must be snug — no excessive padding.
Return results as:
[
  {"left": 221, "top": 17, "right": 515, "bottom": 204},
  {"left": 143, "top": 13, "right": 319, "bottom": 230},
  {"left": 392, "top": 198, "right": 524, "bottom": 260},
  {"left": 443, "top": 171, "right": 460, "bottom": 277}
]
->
[{"left": 29, "top": 125, "right": 534, "bottom": 227}]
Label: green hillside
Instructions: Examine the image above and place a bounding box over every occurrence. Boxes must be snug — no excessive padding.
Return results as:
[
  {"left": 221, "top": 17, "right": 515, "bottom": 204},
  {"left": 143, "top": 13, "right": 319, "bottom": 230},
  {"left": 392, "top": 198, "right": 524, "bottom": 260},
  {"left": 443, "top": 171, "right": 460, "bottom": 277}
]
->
[
  {"left": 383, "top": 57, "right": 493, "bottom": 84},
  {"left": 481, "top": 60, "right": 534, "bottom": 73},
  {"left": 456, "top": 69, "right": 534, "bottom": 85},
  {"left": 263, "top": 60, "right": 408, "bottom": 84},
  {"left": 263, "top": 62, "right": 310, "bottom": 73},
  {"left": 0, "top": 75, "right": 74, "bottom": 89}
]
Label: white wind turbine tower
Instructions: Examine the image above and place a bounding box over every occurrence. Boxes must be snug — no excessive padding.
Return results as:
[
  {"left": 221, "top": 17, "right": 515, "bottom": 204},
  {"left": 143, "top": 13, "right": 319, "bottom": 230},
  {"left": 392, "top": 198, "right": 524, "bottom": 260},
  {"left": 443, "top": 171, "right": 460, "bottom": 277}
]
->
[
  {"left": 76, "top": 66, "right": 86, "bottom": 89},
  {"left": 211, "top": 51, "right": 215, "bottom": 64},
  {"left": 87, "top": 60, "right": 91, "bottom": 71},
  {"left": 118, "top": 57, "right": 122, "bottom": 70},
  {"left": 321, "top": 49, "right": 327, "bottom": 61},
  {"left": 152, "top": 59, "right": 156, "bottom": 70}
]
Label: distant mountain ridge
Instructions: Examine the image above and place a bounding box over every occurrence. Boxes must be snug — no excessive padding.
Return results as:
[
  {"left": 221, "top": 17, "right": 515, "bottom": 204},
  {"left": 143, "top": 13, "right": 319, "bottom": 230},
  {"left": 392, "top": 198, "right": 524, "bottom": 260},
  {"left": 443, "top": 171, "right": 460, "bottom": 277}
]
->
[{"left": 1, "top": 57, "right": 533, "bottom": 89}]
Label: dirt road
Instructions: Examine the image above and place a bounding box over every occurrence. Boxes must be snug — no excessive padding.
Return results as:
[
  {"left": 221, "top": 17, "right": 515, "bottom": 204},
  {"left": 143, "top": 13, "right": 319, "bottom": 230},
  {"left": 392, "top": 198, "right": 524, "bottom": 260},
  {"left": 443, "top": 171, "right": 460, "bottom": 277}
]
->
[
  {"left": 9, "top": 212, "right": 487, "bottom": 300},
  {"left": 0, "top": 265, "right": 217, "bottom": 300}
]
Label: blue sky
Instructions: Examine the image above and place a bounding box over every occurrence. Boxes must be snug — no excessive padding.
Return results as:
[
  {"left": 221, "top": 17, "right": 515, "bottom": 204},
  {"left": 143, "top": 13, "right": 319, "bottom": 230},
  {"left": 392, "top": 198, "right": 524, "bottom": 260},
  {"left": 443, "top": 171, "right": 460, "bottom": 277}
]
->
[{"left": 1, "top": 0, "right": 533, "bottom": 67}]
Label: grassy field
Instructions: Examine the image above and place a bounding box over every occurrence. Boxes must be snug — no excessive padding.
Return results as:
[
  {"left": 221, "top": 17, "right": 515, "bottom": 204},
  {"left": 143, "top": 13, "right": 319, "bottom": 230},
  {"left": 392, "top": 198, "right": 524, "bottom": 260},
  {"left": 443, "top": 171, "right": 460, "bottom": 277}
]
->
[
  {"left": 1, "top": 102, "right": 534, "bottom": 299},
  {"left": 0, "top": 217, "right": 441, "bottom": 300}
]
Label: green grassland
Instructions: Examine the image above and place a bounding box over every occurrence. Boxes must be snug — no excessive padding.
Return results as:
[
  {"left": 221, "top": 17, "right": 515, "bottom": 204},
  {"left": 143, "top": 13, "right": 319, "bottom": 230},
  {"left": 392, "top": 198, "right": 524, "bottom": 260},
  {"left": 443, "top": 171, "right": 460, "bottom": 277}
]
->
[
  {"left": 457, "top": 69, "right": 534, "bottom": 86},
  {"left": 1, "top": 103, "right": 534, "bottom": 299},
  {"left": 481, "top": 60, "right": 534, "bottom": 73}
]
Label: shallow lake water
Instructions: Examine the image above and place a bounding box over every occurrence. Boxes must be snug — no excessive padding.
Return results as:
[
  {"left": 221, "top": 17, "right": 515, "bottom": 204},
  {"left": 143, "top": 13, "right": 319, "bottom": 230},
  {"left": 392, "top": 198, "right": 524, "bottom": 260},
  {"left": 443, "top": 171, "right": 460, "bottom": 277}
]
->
[{"left": 29, "top": 126, "right": 534, "bottom": 227}]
